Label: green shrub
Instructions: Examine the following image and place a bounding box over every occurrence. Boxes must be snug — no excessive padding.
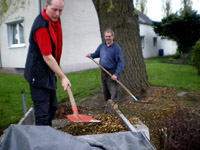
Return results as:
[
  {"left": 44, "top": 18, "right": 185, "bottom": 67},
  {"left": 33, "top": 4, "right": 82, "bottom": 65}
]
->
[
  {"left": 171, "top": 54, "right": 181, "bottom": 59},
  {"left": 191, "top": 39, "right": 200, "bottom": 75}
]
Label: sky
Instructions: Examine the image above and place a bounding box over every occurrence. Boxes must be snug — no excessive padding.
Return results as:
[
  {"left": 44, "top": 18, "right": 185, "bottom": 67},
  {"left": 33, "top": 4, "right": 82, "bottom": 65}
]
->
[{"left": 143, "top": 0, "right": 200, "bottom": 21}]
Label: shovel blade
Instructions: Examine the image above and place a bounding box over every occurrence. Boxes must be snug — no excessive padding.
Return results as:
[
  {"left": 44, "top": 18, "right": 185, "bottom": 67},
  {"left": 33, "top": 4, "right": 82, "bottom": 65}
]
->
[
  {"left": 79, "top": 115, "right": 101, "bottom": 123},
  {"left": 67, "top": 114, "right": 101, "bottom": 122},
  {"left": 67, "top": 114, "right": 83, "bottom": 122}
]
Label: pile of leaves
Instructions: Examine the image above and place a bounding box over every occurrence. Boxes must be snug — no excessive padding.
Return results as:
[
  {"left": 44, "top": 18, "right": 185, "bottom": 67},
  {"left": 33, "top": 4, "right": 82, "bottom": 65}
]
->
[
  {"left": 54, "top": 101, "right": 127, "bottom": 135},
  {"left": 119, "top": 86, "right": 200, "bottom": 149},
  {"left": 54, "top": 103, "right": 97, "bottom": 119},
  {"left": 58, "top": 113, "right": 126, "bottom": 135},
  {"left": 55, "top": 86, "right": 200, "bottom": 149}
]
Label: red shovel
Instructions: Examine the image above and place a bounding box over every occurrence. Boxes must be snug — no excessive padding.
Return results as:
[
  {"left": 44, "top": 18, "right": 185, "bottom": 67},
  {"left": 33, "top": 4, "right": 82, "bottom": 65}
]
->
[{"left": 66, "top": 87, "right": 101, "bottom": 122}]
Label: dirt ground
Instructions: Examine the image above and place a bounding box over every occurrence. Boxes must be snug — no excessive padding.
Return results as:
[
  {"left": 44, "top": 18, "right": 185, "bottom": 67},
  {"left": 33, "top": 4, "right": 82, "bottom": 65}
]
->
[{"left": 57, "top": 85, "right": 200, "bottom": 149}]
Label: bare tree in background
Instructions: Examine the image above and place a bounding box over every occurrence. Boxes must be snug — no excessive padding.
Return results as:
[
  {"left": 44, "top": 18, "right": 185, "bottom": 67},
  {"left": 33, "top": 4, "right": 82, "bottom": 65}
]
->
[
  {"left": 135, "top": 0, "right": 148, "bottom": 14},
  {"left": 180, "top": 0, "right": 193, "bottom": 14},
  {"left": 92, "top": 0, "right": 150, "bottom": 98},
  {"left": 162, "top": 0, "right": 172, "bottom": 18}
]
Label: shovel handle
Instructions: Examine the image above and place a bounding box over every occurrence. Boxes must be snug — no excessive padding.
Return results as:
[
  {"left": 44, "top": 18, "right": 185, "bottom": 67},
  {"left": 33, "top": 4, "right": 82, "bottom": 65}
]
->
[{"left": 66, "top": 87, "right": 77, "bottom": 108}]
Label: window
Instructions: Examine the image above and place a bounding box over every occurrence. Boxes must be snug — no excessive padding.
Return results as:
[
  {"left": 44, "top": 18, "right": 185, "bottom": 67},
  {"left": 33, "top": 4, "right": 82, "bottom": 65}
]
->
[
  {"left": 141, "top": 36, "right": 145, "bottom": 48},
  {"left": 153, "top": 37, "right": 157, "bottom": 47},
  {"left": 5, "top": 18, "right": 25, "bottom": 48}
]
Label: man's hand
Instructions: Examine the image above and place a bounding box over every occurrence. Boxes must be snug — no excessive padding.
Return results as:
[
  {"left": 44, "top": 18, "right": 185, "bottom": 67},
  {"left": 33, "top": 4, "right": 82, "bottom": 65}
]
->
[
  {"left": 86, "top": 53, "right": 91, "bottom": 57},
  {"left": 111, "top": 74, "right": 117, "bottom": 81},
  {"left": 61, "top": 76, "right": 71, "bottom": 91}
]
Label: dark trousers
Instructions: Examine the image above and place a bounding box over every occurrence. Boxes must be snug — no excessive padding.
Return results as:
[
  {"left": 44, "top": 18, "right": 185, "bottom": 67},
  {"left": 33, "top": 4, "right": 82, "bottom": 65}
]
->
[
  {"left": 100, "top": 68, "right": 119, "bottom": 102},
  {"left": 29, "top": 84, "right": 57, "bottom": 126}
]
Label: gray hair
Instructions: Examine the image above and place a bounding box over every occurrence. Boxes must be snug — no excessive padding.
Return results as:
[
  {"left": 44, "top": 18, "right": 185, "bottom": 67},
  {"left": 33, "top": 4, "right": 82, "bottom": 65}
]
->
[
  {"left": 46, "top": 0, "right": 64, "bottom": 5},
  {"left": 104, "top": 28, "right": 114, "bottom": 36},
  {"left": 46, "top": 0, "right": 51, "bottom": 5}
]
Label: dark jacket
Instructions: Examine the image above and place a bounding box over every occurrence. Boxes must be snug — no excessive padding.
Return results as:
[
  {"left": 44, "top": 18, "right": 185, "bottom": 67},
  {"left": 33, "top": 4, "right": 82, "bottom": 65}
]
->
[{"left": 24, "top": 13, "right": 57, "bottom": 90}]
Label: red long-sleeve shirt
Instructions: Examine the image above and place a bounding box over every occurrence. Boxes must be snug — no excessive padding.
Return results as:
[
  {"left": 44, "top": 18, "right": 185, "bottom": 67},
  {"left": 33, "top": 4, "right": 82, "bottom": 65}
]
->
[{"left": 34, "top": 27, "right": 52, "bottom": 55}]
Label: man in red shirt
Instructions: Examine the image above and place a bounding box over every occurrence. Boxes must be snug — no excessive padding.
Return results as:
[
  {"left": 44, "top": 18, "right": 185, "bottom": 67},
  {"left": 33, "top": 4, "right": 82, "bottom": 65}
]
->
[{"left": 24, "top": 0, "right": 71, "bottom": 126}]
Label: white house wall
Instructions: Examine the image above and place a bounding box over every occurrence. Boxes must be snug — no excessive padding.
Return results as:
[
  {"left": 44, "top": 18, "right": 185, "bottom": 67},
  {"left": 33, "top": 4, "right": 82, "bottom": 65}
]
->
[
  {"left": 0, "top": 0, "right": 101, "bottom": 73},
  {"left": 0, "top": 0, "right": 39, "bottom": 68},
  {"left": 160, "top": 38, "right": 177, "bottom": 55},
  {"left": 140, "top": 24, "right": 160, "bottom": 58},
  {"left": 60, "top": 0, "right": 101, "bottom": 73},
  {"left": 139, "top": 23, "right": 177, "bottom": 58},
  {"left": 0, "top": 0, "right": 177, "bottom": 72}
]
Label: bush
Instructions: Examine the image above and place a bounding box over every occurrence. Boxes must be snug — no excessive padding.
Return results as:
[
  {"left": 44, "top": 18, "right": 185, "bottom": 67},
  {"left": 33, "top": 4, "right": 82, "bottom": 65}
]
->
[
  {"left": 191, "top": 39, "right": 200, "bottom": 75},
  {"left": 159, "top": 106, "right": 200, "bottom": 150},
  {"left": 171, "top": 54, "right": 181, "bottom": 59}
]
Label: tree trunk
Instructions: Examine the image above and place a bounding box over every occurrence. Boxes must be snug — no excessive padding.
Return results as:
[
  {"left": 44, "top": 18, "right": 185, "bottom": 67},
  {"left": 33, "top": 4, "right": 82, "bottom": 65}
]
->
[{"left": 92, "top": 0, "right": 150, "bottom": 98}]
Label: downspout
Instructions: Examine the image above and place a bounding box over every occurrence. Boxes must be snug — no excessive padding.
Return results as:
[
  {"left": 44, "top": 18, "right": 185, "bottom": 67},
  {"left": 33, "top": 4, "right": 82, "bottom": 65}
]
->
[
  {"left": 0, "top": 31, "right": 1, "bottom": 68},
  {"left": 38, "top": 0, "right": 41, "bottom": 13}
]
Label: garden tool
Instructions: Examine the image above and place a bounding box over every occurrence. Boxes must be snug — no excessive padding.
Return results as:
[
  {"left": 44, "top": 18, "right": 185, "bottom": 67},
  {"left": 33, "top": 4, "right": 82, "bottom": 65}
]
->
[
  {"left": 66, "top": 86, "right": 101, "bottom": 122},
  {"left": 89, "top": 56, "right": 153, "bottom": 104}
]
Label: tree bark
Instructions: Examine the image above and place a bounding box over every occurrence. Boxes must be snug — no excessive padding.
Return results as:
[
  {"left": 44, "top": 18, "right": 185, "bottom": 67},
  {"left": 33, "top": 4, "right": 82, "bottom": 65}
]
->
[{"left": 92, "top": 0, "right": 150, "bottom": 98}]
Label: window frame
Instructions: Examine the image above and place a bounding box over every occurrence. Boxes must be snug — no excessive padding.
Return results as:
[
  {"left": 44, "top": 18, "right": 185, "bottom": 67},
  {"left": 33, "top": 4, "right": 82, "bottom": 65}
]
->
[
  {"left": 141, "top": 36, "right": 145, "bottom": 48},
  {"left": 153, "top": 37, "right": 157, "bottom": 47},
  {"left": 5, "top": 17, "right": 26, "bottom": 49}
]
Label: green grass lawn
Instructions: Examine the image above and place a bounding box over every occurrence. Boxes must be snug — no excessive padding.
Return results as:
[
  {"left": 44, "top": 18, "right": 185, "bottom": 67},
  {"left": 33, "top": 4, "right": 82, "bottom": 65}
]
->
[
  {"left": 145, "top": 57, "right": 200, "bottom": 91},
  {"left": 56, "top": 68, "right": 101, "bottom": 101},
  {"left": 0, "top": 69, "right": 101, "bottom": 131},
  {"left": 0, "top": 74, "right": 31, "bottom": 127},
  {"left": 0, "top": 56, "right": 200, "bottom": 133}
]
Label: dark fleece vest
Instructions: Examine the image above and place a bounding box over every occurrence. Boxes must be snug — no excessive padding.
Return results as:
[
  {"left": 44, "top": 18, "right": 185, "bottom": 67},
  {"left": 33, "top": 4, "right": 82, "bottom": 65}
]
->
[{"left": 24, "top": 13, "right": 57, "bottom": 90}]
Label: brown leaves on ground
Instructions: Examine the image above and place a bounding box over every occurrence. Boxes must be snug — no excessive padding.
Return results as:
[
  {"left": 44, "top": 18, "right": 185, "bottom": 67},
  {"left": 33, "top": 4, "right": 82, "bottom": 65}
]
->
[
  {"left": 55, "top": 85, "right": 200, "bottom": 149},
  {"left": 54, "top": 103, "right": 97, "bottom": 120},
  {"left": 120, "top": 86, "right": 200, "bottom": 149},
  {"left": 58, "top": 113, "right": 126, "bottom": 135}
]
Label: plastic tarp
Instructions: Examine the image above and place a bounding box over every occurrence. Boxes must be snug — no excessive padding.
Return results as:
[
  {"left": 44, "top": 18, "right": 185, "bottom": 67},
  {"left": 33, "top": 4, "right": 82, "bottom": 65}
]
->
[{"left": 0, "top": 124, "right": 156, "bottom": 150}]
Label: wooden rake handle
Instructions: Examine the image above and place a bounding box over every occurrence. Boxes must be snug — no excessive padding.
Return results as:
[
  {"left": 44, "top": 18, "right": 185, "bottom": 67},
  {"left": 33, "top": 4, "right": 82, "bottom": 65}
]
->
[{"left": 88, "top": 57, "right": 152, "bottom": 104}]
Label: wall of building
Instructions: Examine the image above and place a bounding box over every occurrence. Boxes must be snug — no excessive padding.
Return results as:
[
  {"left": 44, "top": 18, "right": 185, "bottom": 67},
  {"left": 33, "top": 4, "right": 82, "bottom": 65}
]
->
[
  {"left": 0, "top": 0, "right": 39, "bottom": 68},
  {"left": 160, "top": 38, "right": 177, "bottom": 55},
  {"left": 139, "top": 23, "right": 177, "bottom": 58},
  {"left": 59, "top": 0, "right": 102, "bottom": 73},
  {"left": 0, "top": 0, "right": 101, "bottom": 73},
  {"left": 140, "top": 24, "right": 160, "bottom": 58},
  {"left": 0, "top": 0, "right": 177, "bottom": 73}
]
